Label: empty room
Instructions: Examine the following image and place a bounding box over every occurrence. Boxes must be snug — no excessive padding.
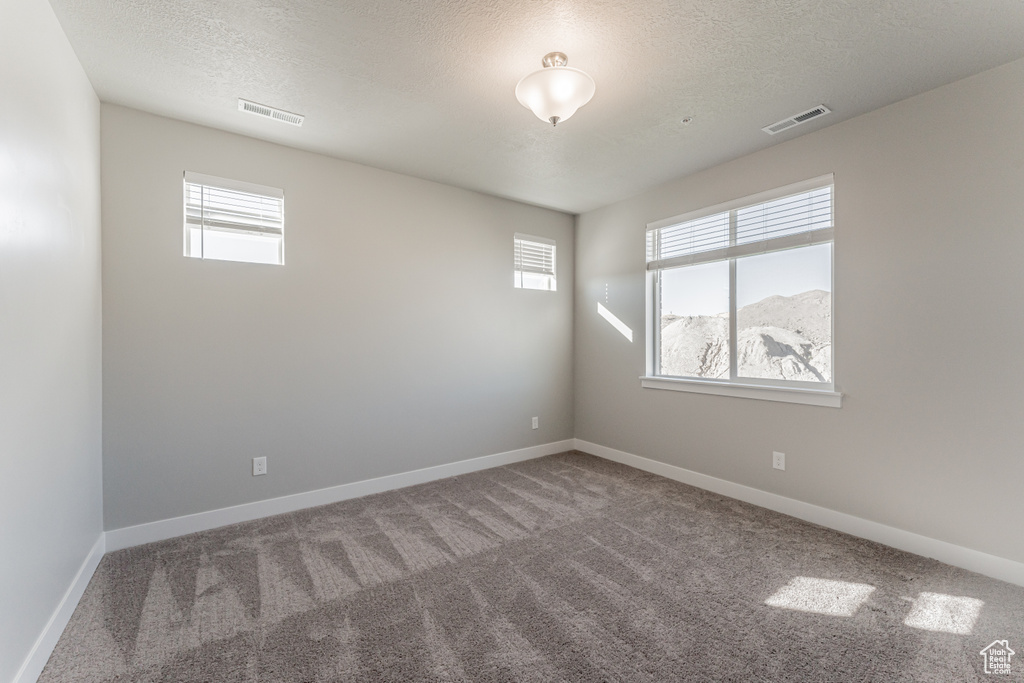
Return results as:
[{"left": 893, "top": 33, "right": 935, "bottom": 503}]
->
[{"left": 3, "top": 0, "right": 1024, "bottom": 681}]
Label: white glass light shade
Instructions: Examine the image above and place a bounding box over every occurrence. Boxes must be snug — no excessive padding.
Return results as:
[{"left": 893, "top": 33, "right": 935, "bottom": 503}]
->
[{"left": 515, "top": 66, "right": 596, "bottom": 125}]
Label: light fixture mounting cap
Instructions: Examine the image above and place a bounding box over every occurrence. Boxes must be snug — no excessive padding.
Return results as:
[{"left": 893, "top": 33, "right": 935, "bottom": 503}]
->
[{"left": 542, "top": 52, "right": 568, "bottom": 68}]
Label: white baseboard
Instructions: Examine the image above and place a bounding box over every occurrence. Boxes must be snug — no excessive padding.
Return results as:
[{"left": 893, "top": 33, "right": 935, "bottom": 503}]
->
[
  {"left": 574, "top": 439, "right": 1024, "bottom": 588},
  {"left": 14, "top": 534, "right": 105, "bottom": 683},
  {"left": 106, "top": 440, "right": 575, "bottom": 551}
]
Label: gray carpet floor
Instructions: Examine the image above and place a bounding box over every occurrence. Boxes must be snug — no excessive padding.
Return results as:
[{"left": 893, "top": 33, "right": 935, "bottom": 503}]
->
[{"left": 40, "top": 451, "right": 1024, "bottom": 682}]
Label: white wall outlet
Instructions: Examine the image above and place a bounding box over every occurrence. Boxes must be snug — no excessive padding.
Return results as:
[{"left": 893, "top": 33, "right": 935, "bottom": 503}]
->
[
  {"left": 531, "top": 416, "right": 539, "bottom": 430},
  {"left": 253, "top": 456, "right": 267, "bottom": 476},
  {"left": 773, "top": 451, "right": 785, "bottom": 471}
]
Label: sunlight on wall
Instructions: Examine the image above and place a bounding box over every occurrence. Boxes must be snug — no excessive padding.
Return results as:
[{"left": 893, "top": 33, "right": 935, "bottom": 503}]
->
[
  {"left": 903, "top": 592, "right": 983, "bottom": 634},
  {"left": 597, "top": 302, "right": 633, "bottom": 342},
  {"left": 765, "top": 577, "right": 875, "bottom": 617}
]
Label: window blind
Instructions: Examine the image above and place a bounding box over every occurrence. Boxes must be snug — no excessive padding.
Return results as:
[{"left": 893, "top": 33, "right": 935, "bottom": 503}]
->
[
  {"left": 647, "top": 177, "right": 833, "bottom": 271},
  {"left": 184, "top": 180, "right": 284, "bottom": 237},
  {"left": 514, "top": 234, "right": 556, "bottom": 276}
]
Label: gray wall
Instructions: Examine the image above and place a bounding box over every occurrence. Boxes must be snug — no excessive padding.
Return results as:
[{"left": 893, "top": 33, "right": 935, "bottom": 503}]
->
[
  {"left": 101, "top": 105, "right": 574, "bottom": 530},
  {"left": 0, "top": 0, "right": 103, "bottom": 679},
  {"left": 574, "top": 57, "right": 1024, "bottom": 565}
]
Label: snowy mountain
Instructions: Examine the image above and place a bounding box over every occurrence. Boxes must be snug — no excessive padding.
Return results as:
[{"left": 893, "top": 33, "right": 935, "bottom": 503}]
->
[{"left": 660, "top": 290, "right": 831, "bottom": 382}]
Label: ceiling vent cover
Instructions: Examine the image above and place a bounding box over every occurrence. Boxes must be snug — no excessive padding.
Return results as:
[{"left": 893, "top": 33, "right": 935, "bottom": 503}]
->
[
  {"left": 238, "top": 99, "right": 305, "bottom": 127},
  {"left": 762, "top": 105, "right": 831, "bottom": 135}
]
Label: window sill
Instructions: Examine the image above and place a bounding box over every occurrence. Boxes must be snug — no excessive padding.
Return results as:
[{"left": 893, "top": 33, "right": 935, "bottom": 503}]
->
[{"left": 640, "top": 376, "right": 842, "bottom": 408}]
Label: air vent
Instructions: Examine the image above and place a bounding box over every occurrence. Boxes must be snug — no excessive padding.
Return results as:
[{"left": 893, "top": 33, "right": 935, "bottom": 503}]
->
[
  {"left": 762, "top": 105, "right": 831, "bottom": 135},
  {"left": 237, "top": 99, "right": 304, "bottom": 127}
]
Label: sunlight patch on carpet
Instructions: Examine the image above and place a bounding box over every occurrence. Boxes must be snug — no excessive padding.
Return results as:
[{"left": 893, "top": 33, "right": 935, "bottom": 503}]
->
[
  {"left": 765, "top": 577, "right": 875, "bottom": 617},
  {"left": 903, "top": 592, "right": 982, "bottom": 634}
]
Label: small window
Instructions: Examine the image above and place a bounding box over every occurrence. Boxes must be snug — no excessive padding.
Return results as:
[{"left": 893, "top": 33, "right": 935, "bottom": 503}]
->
[
  {"left": 644, "top": 175, "right": 837, "bottom": 406},
  {"left": 514, "top": 233, "right": 556, "bottom": 291},
  {"left": 184, "top": 172, "right": 284, "bottom": 265}
]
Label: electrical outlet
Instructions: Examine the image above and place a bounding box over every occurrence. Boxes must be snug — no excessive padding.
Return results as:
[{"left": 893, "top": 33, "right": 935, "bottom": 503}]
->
[
  {"left": 773, "top": 451, "right": 785, "bottom": 471},
  {"left": 531, "top": 416, "right": 539, "bottom": 430},
  {"left": 253, "top": 456, "right": 267, "bottom": 476}
]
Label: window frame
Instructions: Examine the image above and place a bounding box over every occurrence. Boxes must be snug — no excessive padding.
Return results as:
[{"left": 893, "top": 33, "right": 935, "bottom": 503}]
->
[
  {"left": 642, "top": 175, "right": 841, "bottom": 408},
  {"left": 183, "top": 171, "right": 285, "bottom": 265}
]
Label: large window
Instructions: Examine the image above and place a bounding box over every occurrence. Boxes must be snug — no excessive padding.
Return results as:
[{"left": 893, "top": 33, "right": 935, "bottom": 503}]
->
[
  {"left": 644, "top": 175, "right": 839, "bottom": 407},
  {"left": 184, "top": 172, "right": 284, "bottom": 265},
  {"left": 514, "top": 233, "right": 556, "bottom": 291}
]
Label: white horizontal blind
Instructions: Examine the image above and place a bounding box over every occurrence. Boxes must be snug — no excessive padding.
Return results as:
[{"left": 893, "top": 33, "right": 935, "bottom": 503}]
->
[
  {"left": 514, "top": 233, "right": 556, "bottom": 290},
  {"left": 647, "top": 177, "right": 833, "bottom": 270},
  {"left": 184, "top": 172, "right": 284, "bottom": 265},
  {"left": 736, "top": 186, "right": 831, "bottom": 245},
  {"left": 184, "top": 184, "right": 284, "bottom": 237},
  {"left": 514, "top": 234, "right": 555, "bottom": 275},
  {"left": 645, "top": 211, "right": 729, "bottom": 264}
]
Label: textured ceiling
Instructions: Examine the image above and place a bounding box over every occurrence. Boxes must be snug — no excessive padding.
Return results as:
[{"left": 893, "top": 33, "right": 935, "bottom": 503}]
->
[{"left": 48, "top": 0, "right": 1024, "bottom": 213}]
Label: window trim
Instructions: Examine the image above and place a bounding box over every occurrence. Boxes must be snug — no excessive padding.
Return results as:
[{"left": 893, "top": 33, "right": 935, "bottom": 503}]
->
[
  {"left": 639, "top": 375, "right": 842, "bottom": 408},
  {"left": 643, "top": 175, "right": 841, "bottom": 408}
]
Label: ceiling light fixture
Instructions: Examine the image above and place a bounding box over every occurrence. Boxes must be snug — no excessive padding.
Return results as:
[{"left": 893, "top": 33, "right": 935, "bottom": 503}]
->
[{"left": 515, "top": 52, "right": 595, "bottom": 127}]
